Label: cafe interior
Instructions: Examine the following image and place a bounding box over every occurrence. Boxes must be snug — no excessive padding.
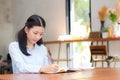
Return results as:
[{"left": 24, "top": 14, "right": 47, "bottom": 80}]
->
[{"left": 1, "top": 0, "right": 120, "bottom": 80}]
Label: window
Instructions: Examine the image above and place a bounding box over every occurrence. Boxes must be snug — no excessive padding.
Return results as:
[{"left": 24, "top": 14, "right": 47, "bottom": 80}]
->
[{"left": 66, "top": 0, "right": 91, "bottom": 68}]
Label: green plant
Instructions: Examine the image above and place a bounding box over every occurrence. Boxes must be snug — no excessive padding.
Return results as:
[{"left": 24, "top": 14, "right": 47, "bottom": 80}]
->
[
  {"left": 101, "top": 27, "right": 108, "bottom": 32},
  {"left": 108, "top": 10, "right": 118, "bottom": 23}
]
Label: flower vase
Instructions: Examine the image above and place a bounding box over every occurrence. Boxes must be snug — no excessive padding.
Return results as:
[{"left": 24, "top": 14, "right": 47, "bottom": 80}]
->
[
  {"left": 100, "top": 20, "right": 105, "bottom": 31},
  {"left": 100, "top": 20, "right": 105, "bottom": 38}
]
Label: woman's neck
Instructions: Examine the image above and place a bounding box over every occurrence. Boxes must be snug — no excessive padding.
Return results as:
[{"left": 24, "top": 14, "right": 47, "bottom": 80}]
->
[{"left": 27, "top": 42, "right": 35, "bottom": 50}]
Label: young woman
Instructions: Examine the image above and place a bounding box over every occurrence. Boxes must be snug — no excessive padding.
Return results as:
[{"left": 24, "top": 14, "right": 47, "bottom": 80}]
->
[{"left": 9, "top": 14, "right": 59, "bottom": 74}]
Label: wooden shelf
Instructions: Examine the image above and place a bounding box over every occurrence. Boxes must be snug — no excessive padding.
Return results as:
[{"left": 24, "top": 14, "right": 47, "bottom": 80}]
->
[
  {"left": 44, "top": 37, "right": 120, "bottom": 44},
  {"left": 53, "top": 58, "right": 72, "bottom": 62}
]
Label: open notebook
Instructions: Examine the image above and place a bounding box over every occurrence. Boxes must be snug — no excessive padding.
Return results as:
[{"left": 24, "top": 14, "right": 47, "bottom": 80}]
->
[
  {"left": 56, "top": 68, "right": 80, "bottom": 73},
  {"left": 42, "top": 68, "right": 80, "bottom": 74},
  {"left": 42, "top": 67, "right": 94, "bottom": 74}
]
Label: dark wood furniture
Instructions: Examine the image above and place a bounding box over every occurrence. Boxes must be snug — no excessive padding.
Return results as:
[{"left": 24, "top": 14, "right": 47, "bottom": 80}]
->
[{"left": 0, "top": 62, "right": 8, "bottom": 74}]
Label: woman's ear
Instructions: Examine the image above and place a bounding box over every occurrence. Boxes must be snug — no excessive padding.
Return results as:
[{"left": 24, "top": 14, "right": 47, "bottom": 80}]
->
[{"left": 24, "top": 27, "right": 28, "bottom": 33}]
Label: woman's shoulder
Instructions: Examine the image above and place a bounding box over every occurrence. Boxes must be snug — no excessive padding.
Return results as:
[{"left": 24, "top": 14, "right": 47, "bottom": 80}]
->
[
  {"left": 40, "top": 44, "right": 46, "bottom": 48},
  {"left": 9, "top": 41, "right": 19, "bottom": 47}
]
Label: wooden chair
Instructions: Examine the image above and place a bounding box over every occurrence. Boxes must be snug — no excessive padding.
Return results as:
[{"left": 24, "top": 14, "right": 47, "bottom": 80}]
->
[
  {"left": 0, "top": 54, "right": 12, "bottom": 74},
  {"left": 89, "top": 32, "right": 114, "bottom": 67},
  {"left": 90, "top": 45, "right": 107, "bottom": 67},
  {"left": 89, "top": 31, "right": 101, "bottom": 39}
]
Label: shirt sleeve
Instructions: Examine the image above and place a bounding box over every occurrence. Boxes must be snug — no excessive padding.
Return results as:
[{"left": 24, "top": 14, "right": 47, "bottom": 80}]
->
[
  {"left": 9, "top": 42, "right": 41, "bottom": 73},
  {"left": 43, "top": 46, "right": 50, "bottom": 65}
]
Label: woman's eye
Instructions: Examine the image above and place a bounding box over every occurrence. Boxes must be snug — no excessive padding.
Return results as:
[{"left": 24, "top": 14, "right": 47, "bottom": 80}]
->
[
  {"left": 33, "top": 32, "right": 38, "bottom": 34},
  {"left": 40, "top": 33, "right": 43, "bottom": 36}
]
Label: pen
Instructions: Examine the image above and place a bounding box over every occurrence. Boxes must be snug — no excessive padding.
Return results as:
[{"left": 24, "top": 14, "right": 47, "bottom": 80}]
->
[{"left": 47, "top": 54, "right": 54, "bottom": 64}]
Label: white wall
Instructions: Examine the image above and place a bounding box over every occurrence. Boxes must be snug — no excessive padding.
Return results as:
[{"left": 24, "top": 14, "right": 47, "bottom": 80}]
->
[
  {"left": 0, "top": 0, "right": 14, "bottom": 59},
  {"left": 12, "top": 0, "right": 66, "bottom": 41}
]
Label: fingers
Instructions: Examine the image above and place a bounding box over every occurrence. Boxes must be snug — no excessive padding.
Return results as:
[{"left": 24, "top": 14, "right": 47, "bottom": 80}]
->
[
  {"left": 40, "top": 64, "right": 60, "bottom": 73},
  {"left": 50, "top": 64, "right": 59, "bottom": 72}
]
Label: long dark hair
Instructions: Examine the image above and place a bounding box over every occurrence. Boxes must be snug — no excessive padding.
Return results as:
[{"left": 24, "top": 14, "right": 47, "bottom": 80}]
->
[{"left": 18, "top": 14, "right": 46, "bottom": 56}]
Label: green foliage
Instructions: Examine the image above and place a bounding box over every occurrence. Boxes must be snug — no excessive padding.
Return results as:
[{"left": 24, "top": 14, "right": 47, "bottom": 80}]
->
[
  {"left": 101, "top": 27, "right": 108, "bottom": 32},
  {"left": 74, "top": 0, "right": 90, "bottom": 52},
  {"left": 74, "top": 0, "right": 89, "bottom": 24},
  {"left": 75, "top": 42, "right": 84, "bottom": 52},
  {"left": 108, "top": 11, "right": 118, "bottom": 23}
]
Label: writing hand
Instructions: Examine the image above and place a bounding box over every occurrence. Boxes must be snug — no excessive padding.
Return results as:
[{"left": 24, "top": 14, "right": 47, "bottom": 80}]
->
[{"left": 40, "top": 64, "right": 59, "bottom": 73}]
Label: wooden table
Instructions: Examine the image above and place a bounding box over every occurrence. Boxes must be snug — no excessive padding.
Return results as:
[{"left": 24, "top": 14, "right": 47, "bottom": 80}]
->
[{"left": 0, "top": 68, "right": 120, "bottom": 80}]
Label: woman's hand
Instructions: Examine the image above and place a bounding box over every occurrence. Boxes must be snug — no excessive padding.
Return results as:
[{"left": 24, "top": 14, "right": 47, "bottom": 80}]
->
[{"left": 40, "top": 64, "right": 59, "bottom": 73}]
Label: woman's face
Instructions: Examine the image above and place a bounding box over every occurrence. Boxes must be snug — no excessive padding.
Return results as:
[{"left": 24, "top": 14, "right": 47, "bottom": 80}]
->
[{"left": 25, "top": 26, "right": 44, "bottom": 45}]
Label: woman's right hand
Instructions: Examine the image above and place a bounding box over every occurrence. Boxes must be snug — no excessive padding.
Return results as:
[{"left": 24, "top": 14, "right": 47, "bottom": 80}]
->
[{"left": 40, "top": 64, "right": 59, "bottom": 73}]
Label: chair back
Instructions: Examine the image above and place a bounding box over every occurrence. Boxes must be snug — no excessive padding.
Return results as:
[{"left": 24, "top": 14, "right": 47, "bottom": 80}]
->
[
  {"left": 89, "top": 31, "right": 102, "bottom": 45},
  {"left": 89, "top": 32, "right": 101, "bottom": 38},
  {"left": 90, "top": 45, "right": 108, "bottom": 56}
]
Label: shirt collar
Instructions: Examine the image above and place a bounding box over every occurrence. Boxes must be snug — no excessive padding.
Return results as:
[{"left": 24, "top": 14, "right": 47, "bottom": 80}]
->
[{"left": 27, "top": 44, "right": 38, "bottom": 53}]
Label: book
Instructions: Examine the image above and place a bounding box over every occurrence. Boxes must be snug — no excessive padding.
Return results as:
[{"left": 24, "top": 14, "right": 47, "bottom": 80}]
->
[
  {"left": 42, "top": 68, "right": 80, "bottom": 74},
  {"left": 42, "top": 66, "right": 95, "bottom": 74}
]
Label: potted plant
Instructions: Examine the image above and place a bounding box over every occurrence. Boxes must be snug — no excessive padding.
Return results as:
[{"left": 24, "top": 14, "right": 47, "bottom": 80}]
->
[{"left": 101, "top": 27, "right": 108, "bottom": 38}]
